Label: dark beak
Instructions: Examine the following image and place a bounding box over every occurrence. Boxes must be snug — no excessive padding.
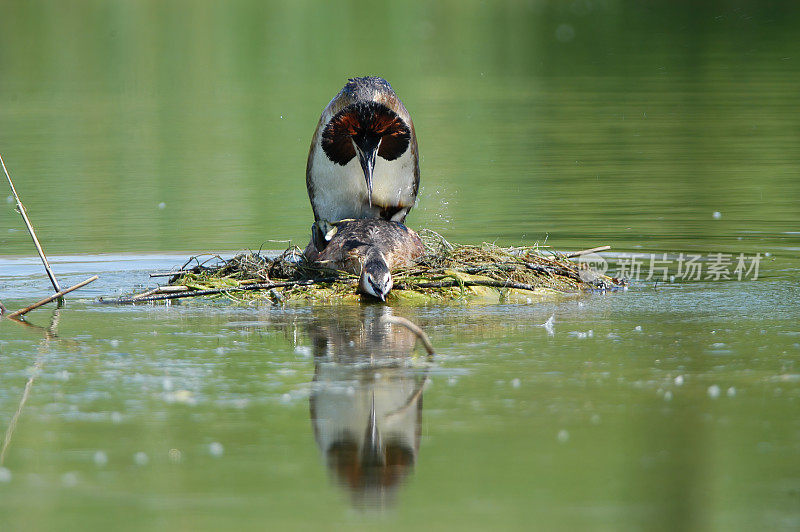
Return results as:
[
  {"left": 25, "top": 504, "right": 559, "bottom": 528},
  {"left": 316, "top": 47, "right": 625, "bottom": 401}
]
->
[
  {"left": 353, "top": 135, "right": 381, "bottom": 207},
  {"left": 368, "top": 278, "right": 386, "bottom": 302}
]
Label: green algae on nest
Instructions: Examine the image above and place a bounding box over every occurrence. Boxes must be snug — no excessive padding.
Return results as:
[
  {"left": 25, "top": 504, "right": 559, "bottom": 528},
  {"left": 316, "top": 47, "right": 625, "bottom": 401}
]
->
[{"left": 116, "top": 232, "right": 625, "bottom": 305}]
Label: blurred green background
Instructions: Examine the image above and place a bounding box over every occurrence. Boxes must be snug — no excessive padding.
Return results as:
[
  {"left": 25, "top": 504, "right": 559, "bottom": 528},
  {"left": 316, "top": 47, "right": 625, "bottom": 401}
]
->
[{"left": 1, "top": 0, "right": 798, "bottom": 255}]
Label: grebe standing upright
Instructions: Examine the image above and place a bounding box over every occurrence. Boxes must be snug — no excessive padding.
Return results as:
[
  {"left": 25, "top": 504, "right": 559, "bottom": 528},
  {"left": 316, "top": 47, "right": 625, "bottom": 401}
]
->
[{"left": 306, "top": 77, "right": 420, "bottom": 226}]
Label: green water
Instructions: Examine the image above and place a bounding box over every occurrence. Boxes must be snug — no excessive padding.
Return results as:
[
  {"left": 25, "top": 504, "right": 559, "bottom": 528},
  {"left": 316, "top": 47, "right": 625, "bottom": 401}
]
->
[{"left": 1, "top": 1, "right": 799, "bottom": 530}]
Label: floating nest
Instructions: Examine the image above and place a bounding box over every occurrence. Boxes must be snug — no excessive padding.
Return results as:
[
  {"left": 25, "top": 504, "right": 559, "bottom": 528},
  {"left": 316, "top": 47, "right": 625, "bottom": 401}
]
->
[{"left": 109, "top": 231, "right": 625, "bottom": 305}]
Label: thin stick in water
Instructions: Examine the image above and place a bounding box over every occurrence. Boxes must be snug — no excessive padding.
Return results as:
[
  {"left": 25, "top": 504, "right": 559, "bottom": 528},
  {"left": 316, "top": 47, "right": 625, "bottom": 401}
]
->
[
  {"left": 564, "top": 245, "right": 611, "bottom": 258},
  {"left": 1, "top": 153, "right": 62, "bottom": 295},
  {"left": 131, "top": 285, "right": 189, "bottom": 300},
  {"left": 149, "top": 270, "right": 191, "bottom": 278},
  {"left": 4, "top": 276, "right": 98, "bottom": 319}
]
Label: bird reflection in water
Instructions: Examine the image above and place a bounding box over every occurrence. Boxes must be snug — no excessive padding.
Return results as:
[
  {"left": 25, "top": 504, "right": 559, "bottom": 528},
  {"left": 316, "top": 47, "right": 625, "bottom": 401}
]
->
[{"left": 306, "top": 308, "right": 430, "bottom": 509}]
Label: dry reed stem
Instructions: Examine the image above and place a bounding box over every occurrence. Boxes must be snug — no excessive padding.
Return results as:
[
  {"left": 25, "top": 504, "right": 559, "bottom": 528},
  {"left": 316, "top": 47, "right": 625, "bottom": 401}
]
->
[{"left": 1, "top": 153, "right": 62, "bottom": 295}]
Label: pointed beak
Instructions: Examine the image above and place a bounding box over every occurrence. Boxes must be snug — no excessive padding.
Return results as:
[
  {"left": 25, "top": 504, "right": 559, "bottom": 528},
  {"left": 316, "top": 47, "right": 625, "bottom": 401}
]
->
[
  {"left": 353, "top": 136, "right": 381, "bottom": 207},
  {"left": 367, "top": 276, "right": 388, "bottom": 302},
  {"left": 361, "top": 392, "right": 383, "bottom": 468}
]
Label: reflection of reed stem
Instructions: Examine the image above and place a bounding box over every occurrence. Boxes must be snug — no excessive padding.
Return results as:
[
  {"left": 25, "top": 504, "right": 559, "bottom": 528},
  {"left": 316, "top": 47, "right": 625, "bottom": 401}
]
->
[
  {"left": 1, "top": 310, "right": 59, "bottom": 466},
  {"left": 0, "top": 361, "right": 40, "bottom": 466}
]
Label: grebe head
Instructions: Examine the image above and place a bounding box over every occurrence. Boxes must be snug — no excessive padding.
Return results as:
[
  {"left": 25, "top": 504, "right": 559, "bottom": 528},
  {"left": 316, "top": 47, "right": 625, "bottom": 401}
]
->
[{"left": 358, "top": 251, "right": 393, "bottom": 301}]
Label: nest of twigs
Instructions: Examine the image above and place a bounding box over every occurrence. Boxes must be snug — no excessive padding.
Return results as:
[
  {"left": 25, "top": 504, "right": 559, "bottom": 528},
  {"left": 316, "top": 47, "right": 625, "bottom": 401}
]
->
[{"left": 108, "top": 231, "right": 625, "bottom": 304}]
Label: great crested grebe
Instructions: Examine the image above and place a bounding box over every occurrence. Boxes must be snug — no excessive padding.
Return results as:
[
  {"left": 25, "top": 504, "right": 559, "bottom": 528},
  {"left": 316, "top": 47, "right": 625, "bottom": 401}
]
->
[
  {"left": 306, "top": 77, "right": 419, "bottom": 226},
  {"left": 304, "top": 218, "right": 424, "bottom": 301}
]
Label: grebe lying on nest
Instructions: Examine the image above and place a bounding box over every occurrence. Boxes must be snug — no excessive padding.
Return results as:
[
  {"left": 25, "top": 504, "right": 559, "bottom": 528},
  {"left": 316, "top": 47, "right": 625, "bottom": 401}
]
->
[{"left": 304, "top": 218, "right": 424, "bottom": 301}]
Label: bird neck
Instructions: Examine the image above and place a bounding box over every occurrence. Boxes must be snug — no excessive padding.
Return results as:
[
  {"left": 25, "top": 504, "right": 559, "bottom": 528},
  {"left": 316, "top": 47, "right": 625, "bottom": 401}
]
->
[{"left": 363, "top": 247, "right": 389, "bottom": 272}]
